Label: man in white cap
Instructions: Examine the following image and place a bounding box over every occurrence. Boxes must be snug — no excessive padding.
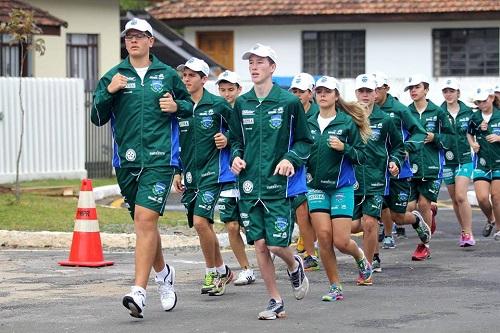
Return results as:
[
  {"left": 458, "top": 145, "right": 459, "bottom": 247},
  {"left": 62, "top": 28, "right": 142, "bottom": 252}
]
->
[
  {"left": 215, "top": 70, "right": 257, "bottom": 286},
  {"left": 288, "top": 72, "right": 320, "bottom": 272},
  {"left": 403, "top": 74, "right": 454, "bottom": 261},
  {"left": 229, "top": 43, "right": 312, "bottom": 320},
  {"left": 173, "top": 57, "right": 236, "bottom": 296},
  {"left": 91, "top": 17, "right": 193, "bottom": 318},
  {"left": 371, "top": 71, "right": 428, "bottom": 270}
]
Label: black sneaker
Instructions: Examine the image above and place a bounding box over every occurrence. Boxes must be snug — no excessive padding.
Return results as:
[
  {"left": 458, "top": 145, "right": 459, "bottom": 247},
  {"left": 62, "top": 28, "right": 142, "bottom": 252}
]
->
[
  {"left": 287, "top": 255, "right": 309, "bottom": 300},
  {"left": 411, "top": 211, "right": 431, "bottom": 244},
  {"left": 258, "top": 298, "right": 286, "bottom": 320},
  {"left": 482, "top": 221, "right": 495, "bottom": 237}
]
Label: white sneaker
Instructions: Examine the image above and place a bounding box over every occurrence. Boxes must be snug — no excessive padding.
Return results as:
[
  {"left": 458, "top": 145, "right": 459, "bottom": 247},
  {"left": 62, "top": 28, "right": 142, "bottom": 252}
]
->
[
  {"left": 234, "top": 268, "right": 256, "bottom": 286},
  {"left": 287, "top": 255, "right": 309, "bottom": 300},
  {"left": 122, "top": 286, "right": 146, "bottom": 318},
  {"left": 156, "top": 266, "right": 177, "bottom": 311},
  {"left": 494, "top": 230, "right": 500, "bottom": 241}
]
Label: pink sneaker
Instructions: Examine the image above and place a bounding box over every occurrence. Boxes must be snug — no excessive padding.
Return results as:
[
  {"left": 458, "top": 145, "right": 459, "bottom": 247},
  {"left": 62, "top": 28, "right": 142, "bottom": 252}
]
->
[{"left": 460, "top": 233, "right": 476, "bottom": 247}]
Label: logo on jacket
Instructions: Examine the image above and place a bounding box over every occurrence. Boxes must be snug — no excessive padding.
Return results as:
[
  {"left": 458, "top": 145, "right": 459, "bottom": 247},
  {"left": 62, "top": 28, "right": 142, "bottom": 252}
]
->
[
  {"left": 274, "top": 217, "right": 288, "bottom": 232},
  {"left": 445, "top": 151, "right": 454, "bottom": 160},
  {"left": 269, "top": 114, "right": 282, "bottom": 129},
  {"left": 150, "top": 79, "right": 163, "bottom": 93},
  {"left": 370, "top": 128, "right": 381, "bottom": 141},
  {"left": 242, "top": 180, "right": 253, "bottom": 193},
  {"left": 201, "top": 116, "right": 214, "bottom": 129},
  {"left": 125, "top": 149, "right": 136, "bottom": 161},
  {"left": 426, "top": 121, "right": 436, "bottom": 132},
  {"left": 152, "top": 182, "right": 167, "bottom": 196},
  {"left": 479, "top": 158, "right": 486, "bottom": 166},
  {"left": 411, "top": 163, "right": 418, "bottom": 174},
  {"left": 185, "top": 172, "right": 193, "bottom": 183}
]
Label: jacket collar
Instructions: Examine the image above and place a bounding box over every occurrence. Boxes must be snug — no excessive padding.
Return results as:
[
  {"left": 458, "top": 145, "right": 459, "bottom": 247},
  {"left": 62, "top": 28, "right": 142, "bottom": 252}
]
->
[
  {"left": 117, "top": 54, "right": 166, "bottom": 71},
  {"left": 246, "top": 83, "right": 282, "bottom": 103},
  {"left": 408, "top": 99, "right": 440, "bottom": 113},
  {"left": 440, "top": 100, "right": 470, "bottom": 117},
  {"left": 308, "top": 107, "right": 348, "bottom": 128}
]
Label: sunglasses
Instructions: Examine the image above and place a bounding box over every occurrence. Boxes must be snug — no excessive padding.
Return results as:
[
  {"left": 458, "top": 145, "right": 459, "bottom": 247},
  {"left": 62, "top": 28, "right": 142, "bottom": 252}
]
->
[{"left": 124, "top": 32, "right": 151, "bottom": 40}]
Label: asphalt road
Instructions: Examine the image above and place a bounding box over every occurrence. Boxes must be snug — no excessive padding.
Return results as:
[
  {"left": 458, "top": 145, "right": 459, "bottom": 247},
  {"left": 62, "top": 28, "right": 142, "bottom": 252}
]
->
[{"left": 1, "top": 189, "right": 499, "bottom": 333}]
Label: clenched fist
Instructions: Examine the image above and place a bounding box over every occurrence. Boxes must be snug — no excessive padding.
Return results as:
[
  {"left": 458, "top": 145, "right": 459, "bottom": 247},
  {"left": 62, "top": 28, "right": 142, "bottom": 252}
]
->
[
  {"left": 159, "top": 92, "right": 178, "bottom": 113},
  {"left": 107, "top": 73, "right": 128, "bottom": 94}
]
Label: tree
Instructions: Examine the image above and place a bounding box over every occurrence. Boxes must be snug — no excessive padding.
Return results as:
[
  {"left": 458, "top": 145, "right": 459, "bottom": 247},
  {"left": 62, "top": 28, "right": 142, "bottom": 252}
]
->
[
  {"left": 120, "top": 0, "right": 154, "bottom": 10},
  {"left": 0, "top": 9, "right": 45, "bottom": 202}
]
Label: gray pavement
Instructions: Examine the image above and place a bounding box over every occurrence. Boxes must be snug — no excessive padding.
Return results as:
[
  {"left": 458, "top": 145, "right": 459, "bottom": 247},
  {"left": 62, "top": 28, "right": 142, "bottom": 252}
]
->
[{"left": 1, "top": 188, "right": 499, "bottom": 332}]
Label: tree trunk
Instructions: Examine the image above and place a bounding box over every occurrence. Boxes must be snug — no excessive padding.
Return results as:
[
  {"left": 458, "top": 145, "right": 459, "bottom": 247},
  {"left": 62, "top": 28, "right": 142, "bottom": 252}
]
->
[{"left": 15, "top": 44, "right": 27, "bottom": 203}]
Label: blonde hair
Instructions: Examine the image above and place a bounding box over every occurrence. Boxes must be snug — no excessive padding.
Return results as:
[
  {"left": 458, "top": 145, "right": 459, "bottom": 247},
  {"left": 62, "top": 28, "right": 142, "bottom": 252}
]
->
[{"left": 336, "top": 94, "right": 371, "bottom": 143}]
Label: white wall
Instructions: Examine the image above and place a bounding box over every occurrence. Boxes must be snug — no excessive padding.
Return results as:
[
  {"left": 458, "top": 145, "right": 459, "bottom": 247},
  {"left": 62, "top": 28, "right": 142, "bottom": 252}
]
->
[{"left": 184, "top": 20, "right": 500, "bottom": 80}]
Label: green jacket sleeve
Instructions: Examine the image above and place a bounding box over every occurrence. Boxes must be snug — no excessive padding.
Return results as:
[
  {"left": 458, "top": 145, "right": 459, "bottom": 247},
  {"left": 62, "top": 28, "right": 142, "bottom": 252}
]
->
[
  {"left": 283, "top": 101, "right": 313, "bottom": 169},
  {"left": 91, "top": 75, "right": 116, "bottom": 127},
  {"left": 386, "top": 117, "right": 405, "bottom": 170},
  {"left": 343, "top": 121, "right": 367, "bottom": 165},
  {"left": 400, "top": 110, "right": 426, "bottom": 154},
  {"left": 228, "top": 99, "right": 244, "bottom": 163},
  {"left": 218, "top": 99, "right": 233, "bottom": 146},
  {"left": 171, "top": 73, "right": 194, "bottom": 118},
  {"left": 433, "top": 108, "right": 455, "bottom": 149}
]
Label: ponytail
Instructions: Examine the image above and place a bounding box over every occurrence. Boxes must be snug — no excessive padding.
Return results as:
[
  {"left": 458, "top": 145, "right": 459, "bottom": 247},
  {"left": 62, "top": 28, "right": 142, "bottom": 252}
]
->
[{"left": 337, "top": 95, "right": 372, "bottom": 143}]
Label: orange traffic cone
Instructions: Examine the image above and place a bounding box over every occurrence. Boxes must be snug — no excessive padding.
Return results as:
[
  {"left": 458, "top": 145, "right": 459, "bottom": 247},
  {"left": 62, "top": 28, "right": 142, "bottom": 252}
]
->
[{"left": 59, "top": 179, "right": 114, "bottom": 267}]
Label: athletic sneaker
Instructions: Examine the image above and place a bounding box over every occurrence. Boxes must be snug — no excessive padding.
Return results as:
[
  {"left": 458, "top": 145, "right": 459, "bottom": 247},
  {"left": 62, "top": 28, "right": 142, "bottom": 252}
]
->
[
  {"left": 201, "top": 272, "right": 217, "bottom": 294},
  {"left": 372, "top": 257, "right": 382, "bottom": 273},
  {"left": 430, "top": 204, "right": 437, "bottom": 234},
  {"left": 396, "top": 226, "right": 407, "bottom": 238},
  {"left": 382, "top": 236, "right": 396, "bottom": 249},
  {"left": 287, "top": 255, "right": 309, "bottom": 300},
  {"left": 322, "top": 283, "right": 344, "bottom": 302},
  {"left": 356, "top": 250, "right": 373, "bottom": 286},
  {"left": 303, "top": 255, "right": 320, "bottom": 271},
  {"left": 459, "top": 233, "right": 476, "bottom": 248},
  {"left": 156, "top": 266, "right": 177, "bottom": 311},
  {"left": 122, "top": 286, "right": 146, "bottom": 318},
  {"left": 378, "top": 221, "right": 385, "bottom": 242},
  {"left": 411, "top": 243, "right": 431, "bottom": 261},
  {"left": 258, "top": 298, "right": 286, "bottom": 320},
  {"left": 209, "top": 266, "right": 234, "bottom": 296},
  {"left": 412, "top": 210, "right": 431, "bottom": 244},
  {"left": 234, "top": 268, "right": 256, "bottom": 286},
  {"left": 494, "top": 230, "right": 500, "bottom": 241},
  {"left": 482, "top": 221, "right": 495, "bottom": 237},
  {"left": 296, "top": 235, "right": 305, "bottom": 254}
]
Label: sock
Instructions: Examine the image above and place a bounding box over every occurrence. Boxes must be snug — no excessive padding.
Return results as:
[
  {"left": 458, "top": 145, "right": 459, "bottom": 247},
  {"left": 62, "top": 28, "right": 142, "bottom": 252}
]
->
[
  {"left": 132, "top": 285, "right": 146, "bottom": 296},
  {"left": 155, "top": 264, "right": 170, "bottom": 282},
  {"left": 206, "top": 267, "right": 216, "bottom": 275},
  {"left": 216, "top": 264, "right": 227, "bottom": 275}
]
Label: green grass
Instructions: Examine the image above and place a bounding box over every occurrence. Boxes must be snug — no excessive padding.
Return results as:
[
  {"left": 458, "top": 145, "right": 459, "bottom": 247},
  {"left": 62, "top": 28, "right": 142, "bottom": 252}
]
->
[
  {"left": 2, "top": 177, "right": 118, "bottom": 189},
  {"left": 0, "top": 192, "right": 189, "bottom": 233}
]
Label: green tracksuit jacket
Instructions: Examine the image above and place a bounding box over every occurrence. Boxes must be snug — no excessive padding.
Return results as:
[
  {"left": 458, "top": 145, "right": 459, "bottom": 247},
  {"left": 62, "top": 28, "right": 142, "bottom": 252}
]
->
[
  {"left": 178, "top": 89, "right": 235, "bottom": 189},
  {"left": 306, "top": 109, "right": 367, "bottom": 191},
  {"left": 441, "top": 101, "right": 473, "bottom": 166},
  {"left": 229, "top": 84, "right": 313, "bottom": 200},
  {"left": 354, "top": 105, "right": 405, "bottom": 195},
  {"left": 91, "top": 55, "right": 193, "bottom": 168},
  {"left": 467, "top": 107, "right": 500, "bottom": 171},
  {"left": 408, "top": 100, "right": 455, "bottom": 179}
]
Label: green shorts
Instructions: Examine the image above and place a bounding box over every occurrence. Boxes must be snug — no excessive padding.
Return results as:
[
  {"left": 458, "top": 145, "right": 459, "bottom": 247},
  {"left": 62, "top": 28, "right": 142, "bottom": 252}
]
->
[
  {"left": 306, "top": 186, "right": 354, "bottom": 218},
  {"left": 443, "top": 162, "right": 473, "bottom": 185},
  {"left": 238, "top": 198, "right": 295, "bottom": 247},
  {"left": 292, "top": 194, "right": 308, "bottom": 211},
  {"left": 181, "top": 184, "right": 223, "bottom": 228},
  {"left": 472, "top": 169, "right": 500, "bottom": 182},
  {"left": 115, "top": 166, "right": 175, "bottom": 219},
  {"left": 409, "top": 178, "right": 442, "bottom": 203},
  {"left": 217, "top": 182, "right": 239, "bottom": 223},
  {"left": 383, "top": 178, "right": 411, "bottom": 214},
  {"left": 353, "top": 195, "right": 383, "bottom": 220}
]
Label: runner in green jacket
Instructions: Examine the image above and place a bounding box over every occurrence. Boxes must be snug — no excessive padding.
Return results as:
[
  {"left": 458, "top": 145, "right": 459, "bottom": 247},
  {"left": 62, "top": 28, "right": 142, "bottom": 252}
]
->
[
  {"left": 350, "top": 74, "right": 404, "bottom": 284},
  {"left": 174, "top": 58, "right": 235, "bottom": 296},
  {"left": 289, "top": 72, "right": 319, "bottom": 271},
  {"left": 440, "top": 78, "right": 475, "bottom": 247},
  {"left": 306, "top": 75, "right": 372, "bottom": 301},
  {"left": 405, "top": 74, "right": 454, "bottom": 261},
  {"left": 92, "top": 18, "right": 193, "bottom": 319},
  {"left": 467, "top": 85, "right": 500, "bottom": 241},
  {"left": 229, "top": 43, "right": 312, "bottom": 320}
]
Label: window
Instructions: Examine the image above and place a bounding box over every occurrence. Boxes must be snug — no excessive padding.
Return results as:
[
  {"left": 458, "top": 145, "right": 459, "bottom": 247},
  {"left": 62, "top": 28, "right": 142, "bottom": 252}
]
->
[
  {"left": 1, "top": 34, "right": 30, "bottom": 77},
  {"left": 433, "top": 28, "right": 499, "bottom": 76},
  {"left": 67, "top": 34, "right": 98, "bottom": 91},
  {"left": 303, "top": 30, "right": 365, "bottom": 78}
]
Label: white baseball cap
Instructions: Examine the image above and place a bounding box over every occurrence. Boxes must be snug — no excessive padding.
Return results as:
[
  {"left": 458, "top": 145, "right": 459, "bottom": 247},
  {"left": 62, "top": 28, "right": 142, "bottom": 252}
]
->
[
  {"left": 177, "top": 57, "right": 210, "bottom": 77},
  {"left": 494, "top": 83, "right": 500, "bottom": 93},
  {"left": 472, "top": 84, "right": 494, "bottom": 101},
  {"left": 242, "top": 43, "right": 278, "bottom": 63},
  {"left": 404, "top": 74, "right": 429, "bottom": 91},
  {"left": 315, "top": 76, "right": 340, "bottom": 91},
  {"left": 289, "top": 73, "right": 315, "bottom": 91},
  {"left": 441, "top": 78, "right": 460, "bottom": 91},
  {"left": 216, "top": 70, "right": 240, "bottom": 85},
  {"left": 355, "top": 74, "right": 377, "bottom": 90},
  {"left": 121, "top": 18, "right": 153, "bottom": 37},
  {"left": 372, "top": 71, "right": 388, "bottom": 88}
]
